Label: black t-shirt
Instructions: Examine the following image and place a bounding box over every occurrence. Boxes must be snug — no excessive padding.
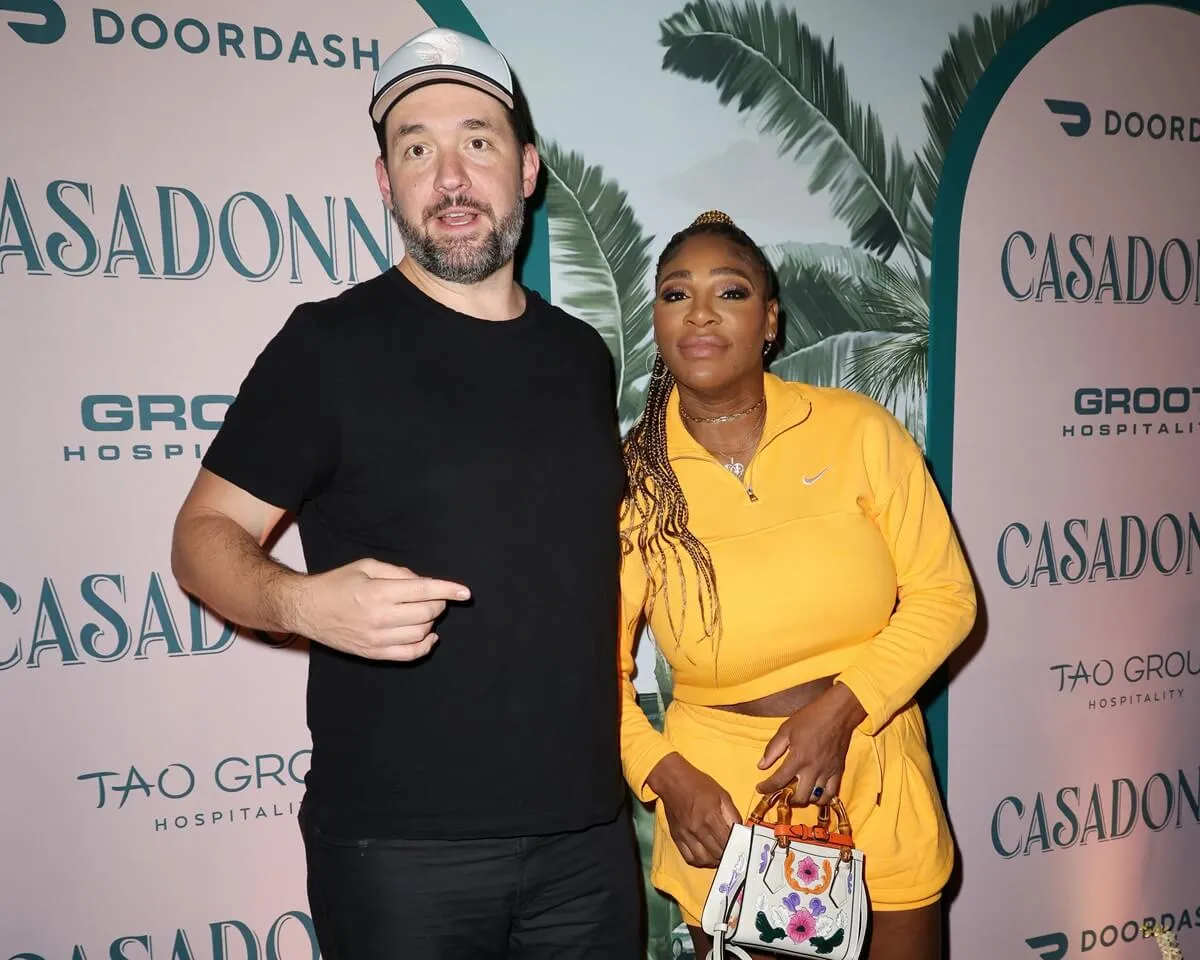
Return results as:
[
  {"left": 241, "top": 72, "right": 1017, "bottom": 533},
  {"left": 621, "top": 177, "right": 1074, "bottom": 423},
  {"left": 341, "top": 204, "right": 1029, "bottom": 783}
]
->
[{"left": 202, "top": 268, "right": 627, "bottom": 840}]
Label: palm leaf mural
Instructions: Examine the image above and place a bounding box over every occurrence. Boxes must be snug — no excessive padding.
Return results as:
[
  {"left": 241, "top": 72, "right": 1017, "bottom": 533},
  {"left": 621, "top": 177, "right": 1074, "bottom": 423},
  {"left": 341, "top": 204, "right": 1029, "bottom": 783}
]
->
[
  {"left": 766, "top": 242, "right": 910, "bottom": 339},
  {"left": 659, "top": 0, "right": 922, "bottom": 280},
  {"left": 910, "top": 0, "right": 1054, "bottom": 259},
  {"left": 538, "top": 138, "right": 657, "bottom": 433},
  {"left": 660, "top": 0, "right": 1051, "bottom": 426}
]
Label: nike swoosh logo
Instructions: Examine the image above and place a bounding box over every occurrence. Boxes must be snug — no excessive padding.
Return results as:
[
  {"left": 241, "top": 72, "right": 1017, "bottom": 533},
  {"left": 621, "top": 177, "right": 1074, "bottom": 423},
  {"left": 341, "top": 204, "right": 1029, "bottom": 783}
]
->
[{"left": 802, "top": 466, "right": 831, "bottom": 485}]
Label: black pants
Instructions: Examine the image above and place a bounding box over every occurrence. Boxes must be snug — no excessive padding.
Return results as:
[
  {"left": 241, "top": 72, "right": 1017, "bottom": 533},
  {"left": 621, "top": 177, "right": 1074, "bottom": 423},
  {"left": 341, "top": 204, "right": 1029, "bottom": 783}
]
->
[{"left": 299, "top": 804, "right": 642, "bottom": 959}]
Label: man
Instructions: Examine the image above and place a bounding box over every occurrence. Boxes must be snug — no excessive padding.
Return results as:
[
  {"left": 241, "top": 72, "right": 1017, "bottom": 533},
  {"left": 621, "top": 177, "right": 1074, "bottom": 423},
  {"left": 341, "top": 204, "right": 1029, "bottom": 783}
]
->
[{"left": 171, "top": 27, "right": 638, "bottom": 959}]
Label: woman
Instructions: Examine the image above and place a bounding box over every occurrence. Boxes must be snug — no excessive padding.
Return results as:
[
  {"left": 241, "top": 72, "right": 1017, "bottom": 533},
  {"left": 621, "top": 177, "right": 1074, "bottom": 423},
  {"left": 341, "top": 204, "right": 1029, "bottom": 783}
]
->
[{"left": 618, "top": 211, "right": 977, "bottom": 960}]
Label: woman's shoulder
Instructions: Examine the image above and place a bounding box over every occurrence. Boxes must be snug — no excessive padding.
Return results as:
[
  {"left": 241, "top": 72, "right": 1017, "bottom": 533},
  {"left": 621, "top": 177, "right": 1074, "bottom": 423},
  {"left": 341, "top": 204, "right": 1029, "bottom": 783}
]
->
[
  {"left": 778, "top": 379, "right": 906, "bottom": 431},
  {"left": 777, "top": 379, "right": 924, "bottom": 472}
]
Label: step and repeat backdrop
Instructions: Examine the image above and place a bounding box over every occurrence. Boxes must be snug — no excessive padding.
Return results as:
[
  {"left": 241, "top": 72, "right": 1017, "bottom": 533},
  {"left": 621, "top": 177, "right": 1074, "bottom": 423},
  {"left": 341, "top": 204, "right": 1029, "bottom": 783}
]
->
[
  {"left": 3, "top": 0, "right": 1196, "bottom": 957},
  {"left": 0, "top": 1, "right": 452, "bottom": 956},
  {"left": 931, "top": 2, "right": 1200, "bottom": 958}
]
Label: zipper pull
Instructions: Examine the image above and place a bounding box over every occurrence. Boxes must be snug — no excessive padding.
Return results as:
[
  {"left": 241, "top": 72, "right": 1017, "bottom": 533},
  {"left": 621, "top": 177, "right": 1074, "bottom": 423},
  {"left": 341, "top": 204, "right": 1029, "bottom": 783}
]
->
[{"left": 746, "top": 486, "right": 758, "bottom": 502}]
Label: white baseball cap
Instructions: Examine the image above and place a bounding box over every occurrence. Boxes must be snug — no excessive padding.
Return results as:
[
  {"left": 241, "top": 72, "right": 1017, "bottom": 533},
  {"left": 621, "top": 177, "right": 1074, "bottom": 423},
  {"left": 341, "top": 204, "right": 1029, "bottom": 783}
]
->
[{"left": 370, "top": 27, "right": 515, "bottom": 127}]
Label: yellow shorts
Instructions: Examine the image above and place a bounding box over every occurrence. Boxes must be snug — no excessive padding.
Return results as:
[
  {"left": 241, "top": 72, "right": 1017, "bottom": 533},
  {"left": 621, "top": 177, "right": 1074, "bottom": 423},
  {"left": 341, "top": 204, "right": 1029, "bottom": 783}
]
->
[{"left": 651, "top": 699, "right": 954, "bottom": 926}]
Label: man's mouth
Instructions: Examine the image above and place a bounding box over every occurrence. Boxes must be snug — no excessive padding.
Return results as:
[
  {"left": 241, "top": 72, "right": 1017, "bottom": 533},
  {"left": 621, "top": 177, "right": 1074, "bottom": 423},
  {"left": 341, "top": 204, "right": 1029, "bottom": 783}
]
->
[{"left": 432, "top": 207, "right": 484, "bottom": 228}]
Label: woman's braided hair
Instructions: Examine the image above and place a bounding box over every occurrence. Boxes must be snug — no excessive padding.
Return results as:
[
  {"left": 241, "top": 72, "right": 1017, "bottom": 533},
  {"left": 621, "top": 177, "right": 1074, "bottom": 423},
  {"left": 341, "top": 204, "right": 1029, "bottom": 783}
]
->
[{"left": 620, "top": 210, "right": 777, "bottom": 653}]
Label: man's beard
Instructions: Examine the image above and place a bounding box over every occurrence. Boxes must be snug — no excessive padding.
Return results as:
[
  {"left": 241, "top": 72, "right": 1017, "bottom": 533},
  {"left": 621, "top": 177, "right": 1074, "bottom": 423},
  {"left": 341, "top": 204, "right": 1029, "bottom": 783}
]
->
[{"left": 392, "top": 191, "right": 525, "bottom": 284}]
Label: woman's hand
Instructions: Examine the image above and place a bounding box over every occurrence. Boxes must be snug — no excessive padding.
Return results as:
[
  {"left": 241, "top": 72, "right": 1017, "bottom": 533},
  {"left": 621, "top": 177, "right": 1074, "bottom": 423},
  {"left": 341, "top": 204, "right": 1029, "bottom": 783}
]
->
[
  {"left": 647, "top": 753, "right": 741, "bottom": 868},
  {"left": 755, "top": 685, "right": 868, "bottom": 804}
]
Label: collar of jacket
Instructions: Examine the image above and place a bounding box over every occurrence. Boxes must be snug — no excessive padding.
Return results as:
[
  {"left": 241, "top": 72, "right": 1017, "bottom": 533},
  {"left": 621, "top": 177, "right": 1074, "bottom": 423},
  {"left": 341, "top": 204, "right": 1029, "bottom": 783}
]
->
[{"left": 666, "top": 371, "right": 814, "bottom": 464}]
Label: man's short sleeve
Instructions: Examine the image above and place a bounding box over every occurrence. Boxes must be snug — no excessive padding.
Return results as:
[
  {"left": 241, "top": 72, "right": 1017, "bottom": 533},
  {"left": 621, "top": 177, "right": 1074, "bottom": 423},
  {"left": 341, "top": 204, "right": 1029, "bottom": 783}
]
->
[{"left": 202, "top": 304, "right": 339, "bottom": 512}]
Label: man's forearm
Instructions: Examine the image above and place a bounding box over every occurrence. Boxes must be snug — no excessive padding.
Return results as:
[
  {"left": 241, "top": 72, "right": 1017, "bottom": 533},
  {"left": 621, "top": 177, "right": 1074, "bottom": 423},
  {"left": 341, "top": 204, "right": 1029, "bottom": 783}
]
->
[{"left": 171, "top": 512, "right": 307, "bottom": 635}]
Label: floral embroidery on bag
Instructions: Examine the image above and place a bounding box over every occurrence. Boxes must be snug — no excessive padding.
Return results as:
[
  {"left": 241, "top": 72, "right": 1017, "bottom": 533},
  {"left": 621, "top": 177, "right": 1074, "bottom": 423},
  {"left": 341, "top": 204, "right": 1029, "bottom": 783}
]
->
[
  {"left": 771, "top": 888, "right": 845, "bottom": 951},
  {"left": 786, "top": 908, "right": 817, "bottom": 942},
  {"left": 758, "top": 841, "right": 772, "bottom": 874},
  {"left": 785, "top": 852, "right": 834, "bottom": 894},
  {"left": 718, "top": 852, "right": 747, "bottom": 895},
  {"left": 755, "top": 911, "right": 788, "bottom": 943}
]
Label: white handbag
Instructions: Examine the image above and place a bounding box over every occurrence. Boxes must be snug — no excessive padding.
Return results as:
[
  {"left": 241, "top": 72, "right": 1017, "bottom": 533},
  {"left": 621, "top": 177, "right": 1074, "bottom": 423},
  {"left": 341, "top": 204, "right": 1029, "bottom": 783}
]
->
[{"left": 700, "top": 789, "right": 869, "bottom": 960}]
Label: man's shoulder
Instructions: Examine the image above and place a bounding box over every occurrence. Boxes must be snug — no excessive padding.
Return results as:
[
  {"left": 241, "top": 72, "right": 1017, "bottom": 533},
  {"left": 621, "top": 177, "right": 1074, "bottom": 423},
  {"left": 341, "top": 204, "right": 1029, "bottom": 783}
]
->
[
  {"left": 304, "top": 270, "right": 397, "bottom": 321},
  {"left": 278, "top": 271, "right": 402, "bottom": 345}
]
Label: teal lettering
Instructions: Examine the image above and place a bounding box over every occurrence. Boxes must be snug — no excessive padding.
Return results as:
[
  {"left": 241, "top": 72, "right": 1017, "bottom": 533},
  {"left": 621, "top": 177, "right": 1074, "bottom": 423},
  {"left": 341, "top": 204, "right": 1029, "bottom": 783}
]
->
[
  {"left": 1159, "top": 238, "right": 1193, "bottom": 304},
  {"left": 219, "top": 192, "right": 283, "bottom": 281},
  {"left": 1110, "top": 778, "right": 1138, "bottom": 840},
  {"left": 1060, "top": 518, "right": 1088, "bottom": 583},
  {"left": 0, "top": 177, "right": 47, "bottom": 274},
  {"left": 991, "top": 796, "right": 1023, "bottom": 858},
  {"left": 1088, "top": 519, "right": 1117, "bottom": 582},
  {"left": 1096, "top": 237, "right": 1124, "bottom": 302},
  {"left": 1178, "top": 769, "right": 1200, "bottom": 826},
  {"left": 170, "top": 929, "right": 198, "bottom": 960},
  {"left": 174, "top": 17, "right": 209, "bottom": 54},
  {"left": 103, "top": 185, "right": 158, "bottom": 278},
  {"left": 266, "top": 912, "right": 319, "bottom": 960},
  {"left": 158, "top": 186, "right": 214, "bottom": 279},
  {"left": 79, "top": 574, "right": 130, "bottom": 662},
  {"left": 1142, "top": 773, "right": 1173, "bottom": 832},
  {"left": 131, "top": 13, "right": 168, "bottom": 50},
  {"left": 0, "top": 581, "right": 22, "bottom": 672},
  {"left": 134, "top": 573, "right": 186, "bottom": 659},
  {"left": 1079, "top": 784, "right": 1107, "bottom": 845},
  {"left": 92, "top": 8, "right": 123, "bottom": 43},
  {"left": 345, "top": 198, "right": 392, "bottom": 282},
  {"left": 1126, "top": 235, "right": 1154, "bottom": 303},
  {"left": 189, "top": 597, "right": 237, "bottom": 655},
  {"left": 1001, "top": 231, "right": 1035, "bottom": 300},
  {"left": 1035, "top": 233, "right": 1064, "bottom": 302},
  {"left": 1024, "top": 793, "right": 1050, "bottom": 855},
  {"left": 1120, "top": 515, "right": 1147, "bottom": 579},
  {"left": 1030, "top": 522, "right": 1059, "bottom": 587},
  {"left": 288, "top": 30, "right": 318, "bottom": 66},
  {"left": 1051, "top": 787, "right": 1080, "bottom": 848},
  {"left": 287, "top": 195, "right": 337, "bottom": 283},
  {"left": 352, "top": 36, "right": 379, "bottom": 72},
  {"left": 110, "top": 936, "right": 151, "bottom": 960},
  {"left": 1065, "top": 233, "right": 1095, "bottom": 300},
  {"left": 28, "top": 578, "right": 80, "bottom": 667},
  {"left": 322, "top": 34, "right": 346, "bottom": 68},
  {"left": 209, "top": 920, "right": 259, "bottom": 960},
  {"left": 254, "top": 26, "right": 282, "bottom": 60},
  {"left": 997, "top": 522, "right": 1030, "bottom": 587},
  {"left": 1151, "top": 514, "right": 1185, "bottom": 575},
  {"left": 217, "top": 22, "right": 245, "bottom": 58},
  {"left": 46, "top": 180, "right": 100, "bottom": 275}
]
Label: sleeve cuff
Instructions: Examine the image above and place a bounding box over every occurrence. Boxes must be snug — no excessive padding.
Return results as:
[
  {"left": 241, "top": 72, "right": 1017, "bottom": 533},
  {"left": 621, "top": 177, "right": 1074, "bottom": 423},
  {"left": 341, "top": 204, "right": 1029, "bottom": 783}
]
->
[
  {"left": 834, "top": 668, "right": 889, "bottom": 736},
  {"left": 624, "top": 741, "right": 678, "bottom": 803}
]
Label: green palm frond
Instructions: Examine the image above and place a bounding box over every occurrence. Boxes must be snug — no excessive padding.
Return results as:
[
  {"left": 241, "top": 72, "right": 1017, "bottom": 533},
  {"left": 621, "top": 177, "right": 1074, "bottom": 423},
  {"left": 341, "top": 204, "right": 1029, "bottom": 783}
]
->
[
  {"left": 653, "top": 645, "right": 674, "bottom": 711},
  {"left": 910, "top": 0, "right": 1054, "bottom": 259},
  {"left": 538, "top": 138, "right": 656, "bottom": 430},
  {"left": 769, "top": 330, "right": 895, "bottom": 387},
  {"left": 768, "top": 244, "right": 917, "bottom": 349},
  {"left": 845, "top": 263, "right": 928, "bottom": 409},
  {"left": 766, "top": 242, "right": 902, "bottom": 292},
  {"left": 660, "top": 0, "right": 920, "bottom": 274},
  {"left": 845, "top": 329, "right": 929, "bottom": 447}
]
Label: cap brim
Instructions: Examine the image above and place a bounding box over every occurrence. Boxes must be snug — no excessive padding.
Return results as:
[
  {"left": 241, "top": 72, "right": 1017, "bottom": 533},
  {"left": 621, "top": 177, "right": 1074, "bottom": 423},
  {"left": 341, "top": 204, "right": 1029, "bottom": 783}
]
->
[{"left": 370, "top": 67, "right": 514, "bottom": 125}]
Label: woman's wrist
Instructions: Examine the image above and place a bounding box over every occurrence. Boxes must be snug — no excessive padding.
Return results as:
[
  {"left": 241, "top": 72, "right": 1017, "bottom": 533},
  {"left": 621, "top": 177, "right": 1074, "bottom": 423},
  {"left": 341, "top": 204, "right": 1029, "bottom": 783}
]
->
[
  {"left": 822, "top": 682, "right": 868, "bottom": 732},
  {"left": 646, "top": 751, "right": 687, "bottom": 797}
]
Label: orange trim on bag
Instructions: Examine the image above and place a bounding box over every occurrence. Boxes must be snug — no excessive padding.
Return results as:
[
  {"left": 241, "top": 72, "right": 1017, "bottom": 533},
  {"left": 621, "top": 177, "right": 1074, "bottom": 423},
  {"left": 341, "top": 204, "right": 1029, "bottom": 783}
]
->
[
  {"left": 784, "top": 853, "right": 834, "bottom": 895},
  {"left": 773, "top": 824, "right": 854, "bottom": 847}
]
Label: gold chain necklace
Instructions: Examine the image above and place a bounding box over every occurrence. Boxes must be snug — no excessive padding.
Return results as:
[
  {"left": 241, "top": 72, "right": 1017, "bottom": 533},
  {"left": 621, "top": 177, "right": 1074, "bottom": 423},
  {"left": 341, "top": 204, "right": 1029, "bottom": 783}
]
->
[
  {"left": 693, "top": 408, "right": 766, "bottom": 479},
  {"left": 679, "top": 395, "right": 765, "bottom": 425}
]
